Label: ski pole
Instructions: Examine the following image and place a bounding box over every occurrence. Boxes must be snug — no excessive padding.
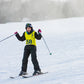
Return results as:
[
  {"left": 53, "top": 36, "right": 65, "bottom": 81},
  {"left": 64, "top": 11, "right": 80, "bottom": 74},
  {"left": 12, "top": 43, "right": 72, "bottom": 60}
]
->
[
  {"left": 42, "top": 35, "right": 52, "bottom": 55},
  {"left": 0, "top": 34, "right": 15, "bottom": 43}
]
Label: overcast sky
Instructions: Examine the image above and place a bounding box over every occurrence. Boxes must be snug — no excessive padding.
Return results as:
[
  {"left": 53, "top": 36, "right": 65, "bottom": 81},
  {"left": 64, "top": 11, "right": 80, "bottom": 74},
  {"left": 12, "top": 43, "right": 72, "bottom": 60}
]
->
[
  {"left": 50, "top": 0, "right": 67, "bottom": 2},
  {"left": 0, "top": 0, "right": 84, "bottom": 23}
]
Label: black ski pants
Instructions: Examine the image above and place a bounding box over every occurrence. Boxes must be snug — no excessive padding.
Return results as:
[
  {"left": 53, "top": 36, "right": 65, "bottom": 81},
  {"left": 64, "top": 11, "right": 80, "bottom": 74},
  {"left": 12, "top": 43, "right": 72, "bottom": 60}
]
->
[{"left": 21, "top": 45, "right": 41, "bottom": 72}]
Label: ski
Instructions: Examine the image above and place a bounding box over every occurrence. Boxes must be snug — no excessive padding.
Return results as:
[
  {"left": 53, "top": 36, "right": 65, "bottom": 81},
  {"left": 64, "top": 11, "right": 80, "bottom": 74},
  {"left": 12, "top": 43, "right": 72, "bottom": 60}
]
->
[
  {"left": 10, "top": 76, "right": 20, "bottom": 79},
  {"left": 22, "top": 72, "right": 48, "bottom": 78},
  {"left": 10, "top": 72, "right": 48, "bottom": 79}
]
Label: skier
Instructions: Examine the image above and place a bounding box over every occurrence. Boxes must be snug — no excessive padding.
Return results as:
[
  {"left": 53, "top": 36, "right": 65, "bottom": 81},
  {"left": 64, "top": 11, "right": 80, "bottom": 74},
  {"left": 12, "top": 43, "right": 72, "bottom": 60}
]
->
[{"left": 14, "top": 23, "right": 42, "bottom": 76}]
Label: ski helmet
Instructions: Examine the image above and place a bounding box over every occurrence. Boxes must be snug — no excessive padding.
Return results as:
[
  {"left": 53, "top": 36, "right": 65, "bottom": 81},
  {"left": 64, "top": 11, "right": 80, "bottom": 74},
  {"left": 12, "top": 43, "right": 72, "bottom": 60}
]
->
[{"left": 25, "top": 23, "right": 33, "bottom": 29}]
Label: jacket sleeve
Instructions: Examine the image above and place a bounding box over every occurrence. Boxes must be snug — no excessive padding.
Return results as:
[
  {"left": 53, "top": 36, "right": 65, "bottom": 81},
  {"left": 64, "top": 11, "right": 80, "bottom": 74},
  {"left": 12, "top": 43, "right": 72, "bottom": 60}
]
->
[
  {"left": 15, "top": 32, "right": 25, "bottom": 41},
  {"left": 35, "top": 32, "right": 42, "bottom": 40}
]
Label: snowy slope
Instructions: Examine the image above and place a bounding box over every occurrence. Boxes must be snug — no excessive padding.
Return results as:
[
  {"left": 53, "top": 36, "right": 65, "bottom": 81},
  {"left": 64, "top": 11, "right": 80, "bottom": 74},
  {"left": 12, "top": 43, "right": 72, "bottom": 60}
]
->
[{"left": 0, "top": 17, "right": 84, "bottom": 84}]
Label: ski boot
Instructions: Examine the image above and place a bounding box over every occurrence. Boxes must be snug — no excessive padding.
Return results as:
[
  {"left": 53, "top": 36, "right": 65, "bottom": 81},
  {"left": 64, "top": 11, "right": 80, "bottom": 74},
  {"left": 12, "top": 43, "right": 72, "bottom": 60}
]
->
[
  {"left": 19, "top": 71, "right": 28, "bottom": 76},
  {"left": 33, "top": 70, "right": 42, "bottom": 76}
]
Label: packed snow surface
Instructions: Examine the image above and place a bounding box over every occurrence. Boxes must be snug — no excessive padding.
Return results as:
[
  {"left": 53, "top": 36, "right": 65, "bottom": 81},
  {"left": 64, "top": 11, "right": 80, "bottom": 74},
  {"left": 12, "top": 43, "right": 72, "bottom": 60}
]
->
[{"left": 0, "top": 17, "right": 84, "bottom": 84}]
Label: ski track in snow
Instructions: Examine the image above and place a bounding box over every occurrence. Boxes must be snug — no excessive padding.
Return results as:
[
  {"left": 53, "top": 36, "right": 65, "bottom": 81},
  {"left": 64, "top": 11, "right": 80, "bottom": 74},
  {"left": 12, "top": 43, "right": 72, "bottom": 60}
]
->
[{"left": 0, "top": 17, "right": 84, "bottom": 84}]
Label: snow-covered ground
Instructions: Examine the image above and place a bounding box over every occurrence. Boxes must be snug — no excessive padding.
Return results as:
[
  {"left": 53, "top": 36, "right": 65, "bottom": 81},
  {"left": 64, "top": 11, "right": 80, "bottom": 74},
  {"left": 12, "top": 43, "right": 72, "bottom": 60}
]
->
[{"left": 0, "top": 17, "right": 84, "bottom": 84}]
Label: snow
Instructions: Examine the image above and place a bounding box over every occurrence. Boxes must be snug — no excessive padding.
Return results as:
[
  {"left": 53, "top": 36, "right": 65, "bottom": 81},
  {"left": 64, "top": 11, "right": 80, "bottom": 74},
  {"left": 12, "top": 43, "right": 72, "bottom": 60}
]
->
[{"left": 0, "top": 17, "right": 84, "bottom": 84}]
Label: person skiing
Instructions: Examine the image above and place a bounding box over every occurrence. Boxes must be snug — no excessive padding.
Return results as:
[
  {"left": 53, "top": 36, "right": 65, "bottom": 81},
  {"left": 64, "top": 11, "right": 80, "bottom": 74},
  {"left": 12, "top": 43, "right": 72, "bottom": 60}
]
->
[{"left": 14, "top": 23, "right": 42, "bottom": 76}]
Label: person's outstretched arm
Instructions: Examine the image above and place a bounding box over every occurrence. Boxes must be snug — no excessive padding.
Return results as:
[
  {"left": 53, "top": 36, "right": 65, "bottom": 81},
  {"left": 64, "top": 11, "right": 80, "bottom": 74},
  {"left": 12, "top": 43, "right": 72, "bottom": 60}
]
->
[
  {"left": 35, "top": 29, "right": 42, "bottom": 40},
  {"left": 15, "top": 32, "right": 25, "bottom": 41}
]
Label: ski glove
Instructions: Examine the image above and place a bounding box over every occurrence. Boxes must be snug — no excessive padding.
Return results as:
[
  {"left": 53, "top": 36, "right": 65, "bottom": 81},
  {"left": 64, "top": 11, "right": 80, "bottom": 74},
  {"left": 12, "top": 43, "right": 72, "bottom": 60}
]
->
[
  {"left": 38, "top": 29, "right": 42, "bottom": 34},
  {"left": 14, "top": 32, "right": 18, "bottom": 35}
]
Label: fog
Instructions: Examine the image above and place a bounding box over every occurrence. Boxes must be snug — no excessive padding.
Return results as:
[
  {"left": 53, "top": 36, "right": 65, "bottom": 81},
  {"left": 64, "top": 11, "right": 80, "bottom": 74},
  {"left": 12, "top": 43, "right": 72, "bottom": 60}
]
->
[{"left": 0, "top": 0, "right": 84, "bottom": 23}]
